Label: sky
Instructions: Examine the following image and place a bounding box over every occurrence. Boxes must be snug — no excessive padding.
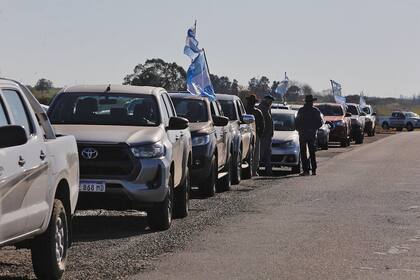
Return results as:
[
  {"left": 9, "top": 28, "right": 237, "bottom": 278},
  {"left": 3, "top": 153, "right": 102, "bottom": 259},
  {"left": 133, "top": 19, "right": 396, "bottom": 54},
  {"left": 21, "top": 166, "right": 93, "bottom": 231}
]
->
[{"left": 0, "top": 0, "right": 419, "bottom": 97}]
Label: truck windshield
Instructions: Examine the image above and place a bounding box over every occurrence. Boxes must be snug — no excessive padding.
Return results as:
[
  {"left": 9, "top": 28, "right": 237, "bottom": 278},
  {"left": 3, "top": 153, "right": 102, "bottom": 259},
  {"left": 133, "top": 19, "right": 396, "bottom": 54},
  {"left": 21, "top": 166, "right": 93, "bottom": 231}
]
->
[
  {"left": 49, "top": 93, "right": 160, "bottom": 126},
  {"left": 362, "top": 107, "right": 371, "bottom": 114},
  {"left": 171, "top": 98, "right": 208, "bottom": 123},
  {"left": 315, "top": 104, "right": 343, "bottom": 116},
  {"left": 272, "top": 113, "right": 295, "bottom": 131},
  {"left": 347, "top": 105, "right": 359, "bottom": 115},
  {"left": 219, "top": 100, "right": 237, "bottom": 121}
]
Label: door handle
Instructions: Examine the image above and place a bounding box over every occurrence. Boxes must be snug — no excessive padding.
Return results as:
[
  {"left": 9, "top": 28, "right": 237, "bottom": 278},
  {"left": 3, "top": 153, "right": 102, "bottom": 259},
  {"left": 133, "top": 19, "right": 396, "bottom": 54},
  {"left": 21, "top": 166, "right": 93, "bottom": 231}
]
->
[
  {"left": 18, "top": 156, "right": 26, "bottom": 167},
  {"left": 40, "top": 151, "right": 46, "bottom": 161}
]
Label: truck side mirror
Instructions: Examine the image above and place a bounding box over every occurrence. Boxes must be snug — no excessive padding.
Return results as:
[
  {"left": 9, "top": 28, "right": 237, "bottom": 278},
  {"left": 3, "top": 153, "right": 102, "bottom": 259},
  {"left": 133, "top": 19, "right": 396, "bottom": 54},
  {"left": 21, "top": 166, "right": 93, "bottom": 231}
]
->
[
  {"left": 212, "top": 115, "right": 229, "bottom": 127},
  {"left": 372, "top": 112, "right": 377, "bottom": 116},
  {"left": 0, "top": 125, "right": 28, "bottom": 148},
  {"left": 241, "top": 114, "right": 255, "bottom": 124},
  {"left": 168, "top": 117, "right": 189, "bottom": 130},
  {"left": 360, "top": 112, "right": 366, "bottom": 116}
]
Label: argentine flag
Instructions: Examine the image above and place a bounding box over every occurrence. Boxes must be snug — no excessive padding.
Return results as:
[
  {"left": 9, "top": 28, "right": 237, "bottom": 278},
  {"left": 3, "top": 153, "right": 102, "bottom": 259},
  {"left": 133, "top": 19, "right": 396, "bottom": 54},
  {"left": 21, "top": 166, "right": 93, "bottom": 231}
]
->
[
  {"left": 275, "top": 73, "right": 289, "bottom": 97},
  {"left": 183, "top": 23, "right": 201, "bottom": 60},
  {"left": 186, "top": 52, "right": 215, "bottom": 101},
  {"left": 359, "top": 95, "right": 367, "bottom": 108},
  {"left": 330, "top": 80, "right": 342, "bottom": 96}
]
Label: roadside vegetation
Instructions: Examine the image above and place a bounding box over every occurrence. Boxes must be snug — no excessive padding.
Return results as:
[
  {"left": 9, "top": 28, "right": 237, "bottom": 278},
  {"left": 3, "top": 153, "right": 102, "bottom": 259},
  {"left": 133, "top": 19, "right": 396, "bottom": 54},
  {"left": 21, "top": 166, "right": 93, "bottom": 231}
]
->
[{"left": 30, "top": 59, "right": 420, "bottom": 115}]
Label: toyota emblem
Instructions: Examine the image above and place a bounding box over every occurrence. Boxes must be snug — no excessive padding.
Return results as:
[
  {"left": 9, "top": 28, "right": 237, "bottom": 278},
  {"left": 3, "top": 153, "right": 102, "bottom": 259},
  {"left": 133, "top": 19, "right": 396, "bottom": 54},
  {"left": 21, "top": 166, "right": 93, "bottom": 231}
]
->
[{"left": 81, "top": 148, "right": 99, "bottom": 160}]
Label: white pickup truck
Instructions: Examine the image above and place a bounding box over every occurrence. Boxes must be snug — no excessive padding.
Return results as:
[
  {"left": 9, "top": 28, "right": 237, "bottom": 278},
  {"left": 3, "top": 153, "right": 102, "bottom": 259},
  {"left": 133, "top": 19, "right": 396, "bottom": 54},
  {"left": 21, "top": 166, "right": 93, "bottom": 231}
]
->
[{"left": 0, "top": 79, "right": 79, "bottom": 279}]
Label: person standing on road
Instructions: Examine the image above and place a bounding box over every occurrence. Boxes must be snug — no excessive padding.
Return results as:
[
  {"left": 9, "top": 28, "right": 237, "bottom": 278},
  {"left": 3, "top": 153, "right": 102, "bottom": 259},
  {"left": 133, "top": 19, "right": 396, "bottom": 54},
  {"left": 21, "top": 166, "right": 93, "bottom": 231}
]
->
[
  {"left": 295, "top": 95, "right": 323, "bottom": 176},
  {"left": 245, "top": 94, "right": 265, "bottom": 176},
  {"left": 258, "top": 95, "right": 275, "bottom": 175}
]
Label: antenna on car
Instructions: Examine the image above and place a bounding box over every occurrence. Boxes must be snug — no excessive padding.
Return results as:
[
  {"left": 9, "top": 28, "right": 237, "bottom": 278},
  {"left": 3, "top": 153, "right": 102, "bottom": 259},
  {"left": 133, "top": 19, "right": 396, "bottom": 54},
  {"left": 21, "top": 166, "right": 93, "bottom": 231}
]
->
[{"left": 105, "top": 84, "right": 111, "bottom": 92}]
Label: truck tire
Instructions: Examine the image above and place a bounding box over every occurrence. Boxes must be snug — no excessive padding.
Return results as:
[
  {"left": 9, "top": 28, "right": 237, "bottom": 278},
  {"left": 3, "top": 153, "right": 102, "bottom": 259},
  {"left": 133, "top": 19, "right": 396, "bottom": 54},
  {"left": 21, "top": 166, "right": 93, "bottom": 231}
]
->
[
  {"left": 355, "top": 133, "right": 364, "bottom": 144},
  {"left": 173, "top": 167, "right": 190, "bottom": 219},
  {"left": 242, "top": 144, "right": 253, "bottom": 179},
  {"left": 291, "top": 162, "right": 301, "bottom": 174},
  {"left": 407, "top": 122, "right": 414, "bottom": 132},
  {"left": 340, "top": 138, "right": 349, "bottom": 147},
  {"left": 382, "top": 122, "right": 389, "bottom": 130},
  {"left": 231, "top": 149, "right": 242, "bottom": 185},
  {"left": 200, "top": 155, "right": 217, "bottom": 197},
  {"left": 31, "top": 199, "right": 68, "bottom": 280},
  {"left": 147, "top": 173, "right": 173, "bottom": 231},
  {"left": 217, "top": 157, "right": 231, "bottom": 192}
]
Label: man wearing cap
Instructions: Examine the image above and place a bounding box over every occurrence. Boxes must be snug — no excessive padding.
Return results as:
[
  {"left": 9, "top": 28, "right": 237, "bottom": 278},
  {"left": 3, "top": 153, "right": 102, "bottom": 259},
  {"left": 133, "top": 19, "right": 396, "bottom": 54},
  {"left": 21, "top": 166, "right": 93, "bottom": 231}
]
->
[
  {"left": 258, "top": 94, "right": 275, "bottom": 175},
  {"left": 245, "top": 94, "right": 265, "bottom": 176},
  {"left": 295, "top": 95, "right": 323, "bottom": 176}
]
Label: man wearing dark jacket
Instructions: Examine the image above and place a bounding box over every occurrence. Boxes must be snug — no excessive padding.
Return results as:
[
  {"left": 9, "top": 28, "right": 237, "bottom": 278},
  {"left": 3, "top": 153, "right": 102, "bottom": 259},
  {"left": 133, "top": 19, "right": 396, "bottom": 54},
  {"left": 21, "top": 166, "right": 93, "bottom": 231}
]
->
[
  {"left": 245, "top": 94, "right": 265, "bottom": 176},
  {"left": 295, "top": 95, "right": 323, "bottom": 176},
  {"left": 258, "top": 95, "right": 275, "bottom": 175}
]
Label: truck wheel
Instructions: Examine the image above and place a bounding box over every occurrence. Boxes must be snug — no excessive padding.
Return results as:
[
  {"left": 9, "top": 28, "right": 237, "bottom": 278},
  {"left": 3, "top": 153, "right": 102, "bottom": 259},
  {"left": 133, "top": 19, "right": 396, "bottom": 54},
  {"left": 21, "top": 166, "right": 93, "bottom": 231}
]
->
[
  {"left": 407, "top": 123, "right": 414, "bottom": 131},
  {"left": 340, "top": 139, "right": 348, "bottom": 147},
  {"left": 148, "top": 173, "right": 173, "bottom": 231},
  {"left": 355, "top": 133, "right": 364, "bottom": 144},
  {"left": 173, "top": 167, "right": 190, "bottom": 219},
  {"left": 200, "top": 155, "right": 217, "bottom": 197},
  {"left": 382, "top": 122, "right": 389, "bottom": 130},
  {"left": 242, "top": 144, "right": 253, "bottom": 179},
  {"left": 217, "top": 157, "right": 231, "bottom": 192},
  {"left": 231, "top": 149, "right": 242, "bottom": 185},
  {"left": 31, "top": 199, "right": 68, "bottom": 280}
]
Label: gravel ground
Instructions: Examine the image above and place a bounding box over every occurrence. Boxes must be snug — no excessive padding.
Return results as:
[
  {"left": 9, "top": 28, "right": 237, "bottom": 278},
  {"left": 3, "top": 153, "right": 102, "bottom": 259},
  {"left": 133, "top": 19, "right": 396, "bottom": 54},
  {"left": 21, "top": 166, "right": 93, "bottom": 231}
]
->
[{"left": 0, "top": 132, "right": 391, "bottom": 280}]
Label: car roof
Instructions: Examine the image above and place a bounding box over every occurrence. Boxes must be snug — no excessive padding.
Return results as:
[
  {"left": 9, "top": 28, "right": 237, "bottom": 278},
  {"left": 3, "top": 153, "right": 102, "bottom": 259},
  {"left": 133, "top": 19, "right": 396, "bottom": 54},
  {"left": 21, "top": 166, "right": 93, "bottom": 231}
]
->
[
  {"left": 61, "top": 84, "right": 166, "bottom": 96},
  {"left": 315, "top": 102, "right": 343, "bottom": 107},
  {"left": 271, "top": 108, "right": 296, "bottom": 115},
  {"left": 215, "top": 93, "right": 240, "bottom": 101},
  {"left": 169, "top": 92, "right": 210, "bottom": 101}
]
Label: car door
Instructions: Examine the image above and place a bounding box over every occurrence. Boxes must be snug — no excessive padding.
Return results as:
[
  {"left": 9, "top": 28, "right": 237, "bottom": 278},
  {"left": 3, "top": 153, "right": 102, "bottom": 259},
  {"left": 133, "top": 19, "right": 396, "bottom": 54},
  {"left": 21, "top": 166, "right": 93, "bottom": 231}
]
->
[
  {"left": 236, "top": 100, "right": 251, "bottom": 160},
  {"left": 160, "top": 95, "right": 182, "bottom": 185},
  {"left": 0, "top": 89, "right": 48, "bottom": 240}
]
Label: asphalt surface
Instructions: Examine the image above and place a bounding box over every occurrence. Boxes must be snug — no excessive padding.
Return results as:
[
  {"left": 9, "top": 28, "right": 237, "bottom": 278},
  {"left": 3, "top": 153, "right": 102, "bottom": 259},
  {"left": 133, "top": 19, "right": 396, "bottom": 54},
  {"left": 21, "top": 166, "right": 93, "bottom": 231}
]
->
[{"left": 2, "top": 131, "right": 417, "bottom": 280}]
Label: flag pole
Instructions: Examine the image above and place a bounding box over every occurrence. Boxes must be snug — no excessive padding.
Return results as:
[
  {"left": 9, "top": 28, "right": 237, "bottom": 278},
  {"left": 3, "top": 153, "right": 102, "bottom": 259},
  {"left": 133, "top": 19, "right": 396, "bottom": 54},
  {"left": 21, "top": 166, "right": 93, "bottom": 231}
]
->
[{"left": 202, "top": 48, "right": 211, "bottom": 76}]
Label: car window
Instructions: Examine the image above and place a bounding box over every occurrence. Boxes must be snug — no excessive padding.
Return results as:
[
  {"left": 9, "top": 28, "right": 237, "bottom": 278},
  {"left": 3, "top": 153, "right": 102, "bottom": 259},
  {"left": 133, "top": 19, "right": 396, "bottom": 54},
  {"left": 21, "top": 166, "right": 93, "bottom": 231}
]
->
[
  {"left": 362, "top": 107, "right": 371, "bottom": 114},
  {"left": 347, "top": 105, "right": 358, "bottom": 115},
  {"left": 315, "top": 104, "right": 343, "bottom": 116},
  {"left": 2, "top": 89, "right": 33, "bottom": 135},
  {"left": 219, "top": 100, "right": 237, "bottom": 120},
  {"left": 171, "top": 98, "right": 208, "bottom": 122},
  {"left": 49, "top": 92, "right": 160, "bottom": 126},
  {"left": 0, "top": 97, "right": 9, "bottom": 126},
  {"left": 391, "top": 112, "right": 399, "bottom": 118},
  {"left": 272, "top": 113, "right": 295, "bottom": 131}
]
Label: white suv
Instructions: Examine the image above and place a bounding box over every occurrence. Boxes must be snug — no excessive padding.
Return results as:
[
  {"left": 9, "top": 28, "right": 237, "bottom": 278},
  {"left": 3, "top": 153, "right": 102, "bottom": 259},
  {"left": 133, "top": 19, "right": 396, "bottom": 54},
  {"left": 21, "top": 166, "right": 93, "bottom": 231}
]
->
[{"left": 0, "top": 79, "right": 79, "bottom": 279}]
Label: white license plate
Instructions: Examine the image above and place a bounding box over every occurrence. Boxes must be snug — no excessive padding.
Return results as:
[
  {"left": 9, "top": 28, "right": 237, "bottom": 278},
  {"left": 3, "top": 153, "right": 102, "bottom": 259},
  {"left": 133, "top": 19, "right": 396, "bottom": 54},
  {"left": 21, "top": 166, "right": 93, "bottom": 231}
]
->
[{"left": 79, "top": 181, "right": 106, "bottom": 192}]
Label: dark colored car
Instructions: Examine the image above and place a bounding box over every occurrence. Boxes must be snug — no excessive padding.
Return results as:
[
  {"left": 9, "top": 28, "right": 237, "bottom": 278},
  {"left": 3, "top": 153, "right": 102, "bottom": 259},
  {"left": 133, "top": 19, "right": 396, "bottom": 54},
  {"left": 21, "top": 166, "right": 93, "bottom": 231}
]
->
[
  {"left": 217, "top": 94, "right": 255, "bottom": 184},
  {"left": 170, "top": 93, "right": 232, "bottom": 197},
  {"left": 315, "top": 103, "right": 352, "bottom": 147}
]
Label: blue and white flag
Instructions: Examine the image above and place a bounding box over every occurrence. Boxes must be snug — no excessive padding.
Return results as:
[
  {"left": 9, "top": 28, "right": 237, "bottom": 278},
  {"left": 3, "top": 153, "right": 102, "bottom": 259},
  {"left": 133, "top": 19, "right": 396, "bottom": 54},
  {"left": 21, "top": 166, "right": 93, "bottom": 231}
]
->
[
  {"left": 183, "top": 22, "right": 201, "bottom": 60},
  {"left": 334, "top": 95, "right": 347, "bottom": 106},
  {"left": 275, "top": 72, "right": 289, "bottom": 96},
  {"left": 359, "top": 94, "right": 367, "bottom": 108},
  {"left": 186, "top": 52, "right": 215, "bottom": 101},
  {"left": 330, "top": 80, "right": 342, "bottom": 96}
]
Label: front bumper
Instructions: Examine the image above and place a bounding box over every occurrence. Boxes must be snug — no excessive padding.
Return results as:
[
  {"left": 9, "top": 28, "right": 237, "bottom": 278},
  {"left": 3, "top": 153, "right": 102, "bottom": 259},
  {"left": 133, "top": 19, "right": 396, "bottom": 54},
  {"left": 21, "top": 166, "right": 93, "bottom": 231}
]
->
[
  {"left": 329, "top": 126, "right": 348, "bottom": 142},
  {"left": 271, "top": 146, "right": 300, "bottom": 167},
  {"left": 77, "top": 157, "right": 170, "bottom": 211}
]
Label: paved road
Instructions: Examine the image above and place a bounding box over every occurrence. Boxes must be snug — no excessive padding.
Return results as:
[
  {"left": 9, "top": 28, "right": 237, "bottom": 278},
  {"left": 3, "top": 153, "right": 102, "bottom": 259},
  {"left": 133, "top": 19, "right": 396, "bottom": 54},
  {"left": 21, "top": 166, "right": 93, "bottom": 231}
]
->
[{"left": 138, "top": 132, "right": 420, "bottom": 280}]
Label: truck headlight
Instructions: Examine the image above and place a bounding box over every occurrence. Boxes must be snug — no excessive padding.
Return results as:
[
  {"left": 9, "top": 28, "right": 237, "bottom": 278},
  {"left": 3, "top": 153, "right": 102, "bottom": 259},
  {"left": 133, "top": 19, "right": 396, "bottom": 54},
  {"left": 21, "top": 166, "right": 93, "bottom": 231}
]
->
[
  {"left": 131, "top": 143, "right": 165, "bottom": 158},
  {"left": 192, "top": 135, "right": 210, "bottom": 146}
]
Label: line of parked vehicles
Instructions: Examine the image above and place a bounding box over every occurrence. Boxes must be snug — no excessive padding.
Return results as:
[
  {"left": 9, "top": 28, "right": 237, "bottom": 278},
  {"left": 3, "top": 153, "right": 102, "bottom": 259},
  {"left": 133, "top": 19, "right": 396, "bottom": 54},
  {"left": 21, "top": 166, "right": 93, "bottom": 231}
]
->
[{"left": 0, "top": 79, "right": 388, "bottom": 279}]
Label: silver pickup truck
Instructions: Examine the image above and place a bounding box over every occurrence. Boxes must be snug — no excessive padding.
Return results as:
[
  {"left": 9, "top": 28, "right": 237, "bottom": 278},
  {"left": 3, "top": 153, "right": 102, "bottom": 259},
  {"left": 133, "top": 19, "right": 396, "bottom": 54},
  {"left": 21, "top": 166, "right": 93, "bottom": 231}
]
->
[
  {"left": 380, "top": 111, "right": 420, "bottom": 131},
  {"left": 0, "top": 79, "right": 79, "bottom": 280}
]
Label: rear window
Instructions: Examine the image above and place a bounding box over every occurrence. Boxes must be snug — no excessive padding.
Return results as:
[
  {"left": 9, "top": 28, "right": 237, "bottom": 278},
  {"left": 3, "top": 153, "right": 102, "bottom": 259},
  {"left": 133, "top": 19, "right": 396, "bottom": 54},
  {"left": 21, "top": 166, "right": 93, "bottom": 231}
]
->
[
  {"left": 315, "top": 104, "right": 343, "bottom": 116},
  {"left": 49, "top": 93, "right": 160, "bottom": 126},
  {"left": 219, "top": 100, "right": 238, "bottom": 121},
  {"left": 347, "top": 105, "right": 358, "bottom": 115},
  {"left": 362, "top": 107, "right": 371, "bottom": 114},
  {"left": 171, "top": 98, "right": 208, "bottom": 123},
  {"left": 272, "top": 112, "right": 295, "bottom": 131}
]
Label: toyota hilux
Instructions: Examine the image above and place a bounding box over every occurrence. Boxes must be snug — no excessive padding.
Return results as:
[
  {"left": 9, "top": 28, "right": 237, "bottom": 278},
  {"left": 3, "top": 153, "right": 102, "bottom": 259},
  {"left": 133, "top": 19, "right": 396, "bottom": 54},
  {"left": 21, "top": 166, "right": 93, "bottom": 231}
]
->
[
  {"left": 48, "top": 85, "right": 192, "bottom": 231},
  {"left": 169, "top": 93, "right": 232, "bottom": 197},
  {"left": 217, "top": 94, "right": 255, "bottom": 183},
  {"left": 0, "top": 79, "right": 79, "bottom": 279},
  {"left": 346, "top": 103, "right": 366, "bottom": 144}
]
